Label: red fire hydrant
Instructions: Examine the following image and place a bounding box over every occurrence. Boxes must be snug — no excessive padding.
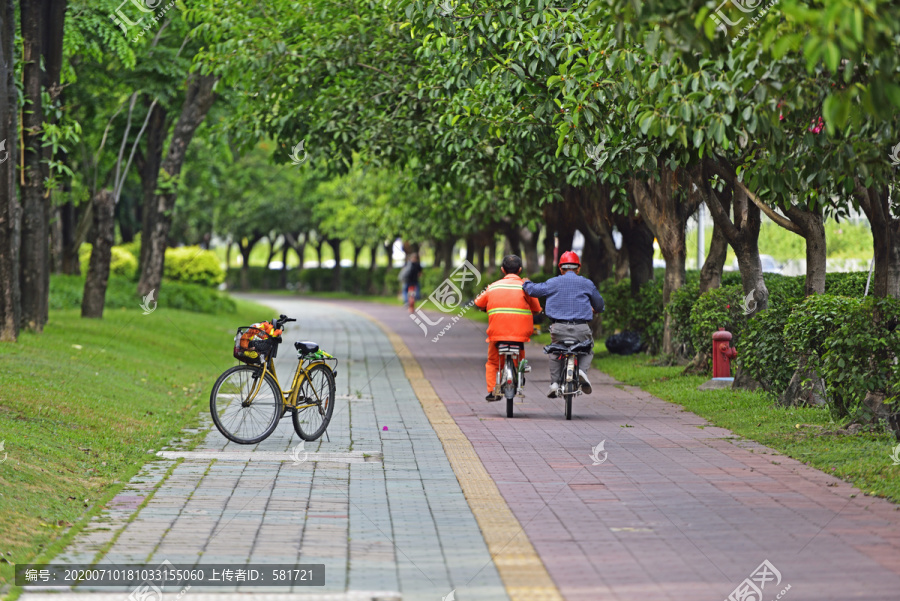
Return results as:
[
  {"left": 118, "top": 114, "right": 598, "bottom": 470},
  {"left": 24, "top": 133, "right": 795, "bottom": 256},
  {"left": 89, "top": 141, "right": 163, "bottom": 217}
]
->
[{"left": 712, "top": 327, "right": 738, "bottom": 378}]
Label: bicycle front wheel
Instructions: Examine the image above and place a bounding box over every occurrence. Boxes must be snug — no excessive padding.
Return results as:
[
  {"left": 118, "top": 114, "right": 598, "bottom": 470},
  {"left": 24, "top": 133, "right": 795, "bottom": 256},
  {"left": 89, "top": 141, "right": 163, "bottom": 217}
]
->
[
  {"left": 292, "top": 363, "right": 336, "bottom": 441},
  {"left": 210, "top": 365, "right": 282, "bottom": 444}
]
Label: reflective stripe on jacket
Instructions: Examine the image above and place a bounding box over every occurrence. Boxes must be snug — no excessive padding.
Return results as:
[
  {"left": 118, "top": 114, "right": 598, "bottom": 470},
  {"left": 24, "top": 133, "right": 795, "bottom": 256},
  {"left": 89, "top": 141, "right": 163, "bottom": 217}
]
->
[{"left": 474, "top": 274, "right": 542, "bottom": 342}]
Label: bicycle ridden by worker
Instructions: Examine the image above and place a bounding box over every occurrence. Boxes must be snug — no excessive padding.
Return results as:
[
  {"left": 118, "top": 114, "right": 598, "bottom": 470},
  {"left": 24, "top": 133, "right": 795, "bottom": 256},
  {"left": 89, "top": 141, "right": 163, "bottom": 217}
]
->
[
  {"left": 522, "top": 251, "right": 604, "bottom": 398},
  {"left": 474, "top": 255, "right": 542, "bottom": 402}
]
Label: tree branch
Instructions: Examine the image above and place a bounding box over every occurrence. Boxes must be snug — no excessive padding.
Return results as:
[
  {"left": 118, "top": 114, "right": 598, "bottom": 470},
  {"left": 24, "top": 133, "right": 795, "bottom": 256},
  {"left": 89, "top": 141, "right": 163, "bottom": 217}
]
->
[{"left": 734, "top": 179, "right": 802, "bottom": 235}]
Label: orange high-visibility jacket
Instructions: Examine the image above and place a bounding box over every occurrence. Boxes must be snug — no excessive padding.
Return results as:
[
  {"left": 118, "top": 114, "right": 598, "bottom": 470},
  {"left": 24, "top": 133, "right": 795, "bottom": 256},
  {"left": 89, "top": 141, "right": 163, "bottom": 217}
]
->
[{"left": 474, "top": 274, "right": 542, "bottom": 342}]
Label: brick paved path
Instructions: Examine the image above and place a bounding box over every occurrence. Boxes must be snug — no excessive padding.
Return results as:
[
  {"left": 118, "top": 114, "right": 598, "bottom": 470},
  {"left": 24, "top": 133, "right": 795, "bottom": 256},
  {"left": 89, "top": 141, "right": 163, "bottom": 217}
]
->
[
  {"left": 21, "top": 296, "right": 900, "bottom": 601},
  {"left": 21, "top": 298, "right": 506, "bottom": 601},
  {"left": 339, "top": 299, "right": 900, "bottom": 601}
]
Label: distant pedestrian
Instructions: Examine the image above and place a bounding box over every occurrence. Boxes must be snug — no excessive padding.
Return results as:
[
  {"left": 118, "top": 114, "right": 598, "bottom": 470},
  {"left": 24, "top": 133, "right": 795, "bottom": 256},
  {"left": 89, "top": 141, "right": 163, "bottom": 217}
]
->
[{"left": 400, "top": 253, "right": 423, "bottom": 313}]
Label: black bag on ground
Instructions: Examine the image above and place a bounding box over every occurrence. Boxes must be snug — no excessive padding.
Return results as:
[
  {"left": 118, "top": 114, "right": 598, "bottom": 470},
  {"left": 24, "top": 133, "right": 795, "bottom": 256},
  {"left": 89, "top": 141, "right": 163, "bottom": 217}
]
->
[{"left": 605, "top": 331, "right": 642, "bottom": 355}]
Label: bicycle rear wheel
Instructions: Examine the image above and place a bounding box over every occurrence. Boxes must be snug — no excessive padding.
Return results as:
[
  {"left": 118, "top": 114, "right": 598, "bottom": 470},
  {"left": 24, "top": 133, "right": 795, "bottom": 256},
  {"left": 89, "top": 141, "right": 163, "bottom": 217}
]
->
[
  {"left": 210, "top": 365, "right": 282, "bottom": 444},
  {"left": 502, "top": 360, "right": 516, "bottom": 418},
  {"left": 292, "top": 363, "right": 336, "bottom": 441}
]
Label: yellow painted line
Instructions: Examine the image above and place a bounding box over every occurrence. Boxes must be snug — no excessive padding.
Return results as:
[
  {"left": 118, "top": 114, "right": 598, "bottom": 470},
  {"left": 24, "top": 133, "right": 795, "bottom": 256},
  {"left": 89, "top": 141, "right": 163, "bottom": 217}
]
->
[{"left": 345, "top": 306, "right": 564, "bottom": 601}]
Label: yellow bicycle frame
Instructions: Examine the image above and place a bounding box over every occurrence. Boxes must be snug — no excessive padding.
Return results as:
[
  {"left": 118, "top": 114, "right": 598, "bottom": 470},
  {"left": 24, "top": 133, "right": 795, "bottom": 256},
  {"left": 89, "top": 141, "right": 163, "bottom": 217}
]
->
[{"left": 244, "top": 353, "right": 333, "bottom": 410}]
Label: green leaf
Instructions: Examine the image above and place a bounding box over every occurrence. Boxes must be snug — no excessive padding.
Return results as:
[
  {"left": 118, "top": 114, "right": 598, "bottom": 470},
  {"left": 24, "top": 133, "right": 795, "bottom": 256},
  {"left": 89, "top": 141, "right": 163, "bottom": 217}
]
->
[
  {"left": 851, "top": 8, "right": 863, "bottom": 42},
  {"left": 823, "top": 93, "right": 850, "bottom": 131},
  {"left": 824, "top": 42, "right": 841, "bottom": 73},
  {"left": 645, "top": 30, "right": 661, "bottom": 56},
  {"left": 885, "top": 84, "right": 900, "bottom": 110}
]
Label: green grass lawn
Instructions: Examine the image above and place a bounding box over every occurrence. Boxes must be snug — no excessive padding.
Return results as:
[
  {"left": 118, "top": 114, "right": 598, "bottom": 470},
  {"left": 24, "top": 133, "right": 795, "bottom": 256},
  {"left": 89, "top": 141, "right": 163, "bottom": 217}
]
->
[
  {"left": 0, "top": 298, "right": 272, "bottom": 592},
  {"left": 593, "top": 351, "right": 900, "bottom": 504}
]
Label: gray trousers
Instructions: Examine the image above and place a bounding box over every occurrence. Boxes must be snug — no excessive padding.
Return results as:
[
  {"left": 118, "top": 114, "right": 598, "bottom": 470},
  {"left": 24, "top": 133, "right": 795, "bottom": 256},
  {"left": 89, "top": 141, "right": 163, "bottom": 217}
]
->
[{"left": 548, "top": 322, "right": 594, "bottom": 383}]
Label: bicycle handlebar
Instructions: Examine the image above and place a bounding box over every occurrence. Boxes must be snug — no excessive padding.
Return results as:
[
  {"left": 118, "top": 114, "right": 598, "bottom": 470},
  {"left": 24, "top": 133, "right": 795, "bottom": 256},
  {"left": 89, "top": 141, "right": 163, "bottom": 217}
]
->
[{"left": 273, "top": 314, "right": 297, "bottom": 329}]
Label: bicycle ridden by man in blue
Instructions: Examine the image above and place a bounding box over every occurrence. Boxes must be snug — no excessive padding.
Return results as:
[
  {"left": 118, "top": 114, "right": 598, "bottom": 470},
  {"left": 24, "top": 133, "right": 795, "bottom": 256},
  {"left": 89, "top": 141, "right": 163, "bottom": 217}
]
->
[{"left": 522, "top": 251, "right": 604, "bottom": 398}]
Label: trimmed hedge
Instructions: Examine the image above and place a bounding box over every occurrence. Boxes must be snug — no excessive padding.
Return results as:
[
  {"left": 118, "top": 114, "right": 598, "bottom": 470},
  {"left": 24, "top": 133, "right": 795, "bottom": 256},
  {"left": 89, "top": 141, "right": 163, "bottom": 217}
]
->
[
  {"left": 164, "top": 246, "right": 225, "bottom": 287},
  {"left": 598, "top": 277, "right": 665, "bottom": 353},
  {"left": 782, "top": 296, "right": 900, "bottom": 417},
  {"left": 735, "top": 274, "right": 897, "bottom": 419},
  {"left": 50, "top": 274, "right": 236, "bottom": 314},
  {"left": 668, "top": 271, "right": 869, "bottom": 363},
  {"left": 79, "top": 245, "right": 139, "bottom": 280},
  {"left": 224, "top": 264, "right": 550, "bottom": 297},
  {"left": 738, "top": 301, "right": 796, "bottom": 395},
  {"left": 77, "top": 241, "right": 225, "bottom": 288},
  {"left": 226, "top": 266, "right": 394, "bottom": 295}
]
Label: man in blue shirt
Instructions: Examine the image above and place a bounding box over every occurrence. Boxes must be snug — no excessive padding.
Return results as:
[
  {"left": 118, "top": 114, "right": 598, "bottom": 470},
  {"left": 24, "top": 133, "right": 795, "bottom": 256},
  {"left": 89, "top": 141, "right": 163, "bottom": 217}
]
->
[{"left": 523, "top": 251, "right": 604, "bottom": 398}]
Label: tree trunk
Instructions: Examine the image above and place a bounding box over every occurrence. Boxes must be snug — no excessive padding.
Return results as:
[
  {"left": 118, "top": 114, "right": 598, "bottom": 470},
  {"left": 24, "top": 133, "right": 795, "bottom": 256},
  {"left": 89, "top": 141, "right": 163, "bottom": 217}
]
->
[
  {"left": 265, "top": 235, "right": 279, "bottom": 268},
  {"left": 628, "top": 168, "right": 700, "bottom": 354},
  {"left": 474, "top": 234, "right": 486, "bottom": 273},
  {"left": 138, "top": 101, "right": 167, "bottom": 275},
  {"left": 316, "top": 240, "right": 324, "bottom": 267},
  {"left": 571, "top": 184, "right": 614, "bottom": 285},
  {"left": 327, "top": 238, "right": 342, "bottom": 291},
  {"left": 730, "top": 192, "right": 767, "bottom": 312},
  {"left": 439, "top": 238, "right": 454, "bottom": 278},
  {"left": 239, "top": 245, "right": 253, "bottom": 291},
  {"left": 613, "top": 199, "right": 654, "bottom": 294},
  {"left": 623, "top": 223, "right": 655, "bottom": 294},
  {"left": 784, "top": 207, "right": 826, "bottom": 296},
  {"left": 699, "top": 199, "right": 730, "bottom": 294},
  {"left": 701, "top": 159, "right": 769, "bottom": 314},
  {"left": 465, "top": 236, "right": 476, "bottom": 267},
  {"left": 487, "top": 236, "right": 497, "bottom": 269},
  {"left": 779, "top": 355, "right": 827, "bottom": 407},
  {"left": 0, "top": 0, "right": 20, "bottom": 341},
  {"left": 225, "top": 241, "right": 232, "bottom": 270},
  {"left": 503, "top": 223, "right": 522, "bottom": 257},
  {"left": 540, "top": 211, "right": 555, "bottom": 275},
  {"left": 855, "top": 183, "right": 900, "bottom": 299},
  {"left": 557, "top": 227, "right": 575, "bottom": 261},
  {"left": 59, "top": 201, "right": 81, "bottom": 274},
  {"left": 138, "top": 73, "right": 218, "bottom": 297},
  {"left": 81, "top": 190, "right": 115, "bottom": 318},
  {"left": 280, "top": 243, "right": 289, "bottom": 289},
  {"left": 19, "top": 0, "right": 48, "bottom": 332},
  {"left": 352, "top": 243, "right": 362, "bottom": 269},
  {"left": 368, "top": 243, "right": 379, "bottom": 292},
  {"left": 50, "top": 204, "right": 62, "bottom": 273},
  {"left": 520, "top": 226, "right": 540, "bottom": 273},
  {"left": 37, "top": 0, "right": 66, "bottom": 309}
]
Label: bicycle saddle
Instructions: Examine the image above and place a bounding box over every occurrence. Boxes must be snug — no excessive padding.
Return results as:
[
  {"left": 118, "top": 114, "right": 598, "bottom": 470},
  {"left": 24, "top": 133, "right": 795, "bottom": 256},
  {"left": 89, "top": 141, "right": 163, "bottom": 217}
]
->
[
  {"left": 543, "top": 339, "right": 594, "bottom": 355},
  {"left": 294, "top": 341, "right": 319, "bottom": 355}
]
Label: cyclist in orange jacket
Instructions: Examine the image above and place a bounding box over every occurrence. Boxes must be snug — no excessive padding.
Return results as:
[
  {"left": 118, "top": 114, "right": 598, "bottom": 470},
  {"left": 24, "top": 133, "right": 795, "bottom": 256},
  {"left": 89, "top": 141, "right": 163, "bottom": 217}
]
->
[{"left": 474, "top": 255, "right": 542, "bottom": 401}]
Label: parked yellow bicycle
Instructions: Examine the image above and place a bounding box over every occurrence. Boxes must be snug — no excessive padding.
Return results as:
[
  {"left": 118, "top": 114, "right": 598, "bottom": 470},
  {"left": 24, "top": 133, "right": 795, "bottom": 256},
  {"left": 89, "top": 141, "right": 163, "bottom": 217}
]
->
[{"left": 210, "top": 314, "right": 337, "bottom": 444}]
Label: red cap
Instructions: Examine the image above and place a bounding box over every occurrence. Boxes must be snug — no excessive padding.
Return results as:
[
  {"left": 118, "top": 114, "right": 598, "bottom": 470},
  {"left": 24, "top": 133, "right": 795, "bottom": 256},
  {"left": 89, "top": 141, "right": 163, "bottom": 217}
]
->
[{"left": 559, "top": 250, "right": 581, "bottom": 268}]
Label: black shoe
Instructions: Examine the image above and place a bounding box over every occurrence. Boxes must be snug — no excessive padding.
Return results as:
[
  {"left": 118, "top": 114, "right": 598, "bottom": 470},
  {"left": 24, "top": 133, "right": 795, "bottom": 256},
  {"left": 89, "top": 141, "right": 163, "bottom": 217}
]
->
[{"left": 485, "top": 393, "right": 500, "bottom": 402}]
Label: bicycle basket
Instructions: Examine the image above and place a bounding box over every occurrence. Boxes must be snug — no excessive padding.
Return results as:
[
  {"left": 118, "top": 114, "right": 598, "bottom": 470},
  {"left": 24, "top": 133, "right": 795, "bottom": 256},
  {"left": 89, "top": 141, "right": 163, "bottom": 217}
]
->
[{"left": 233, "top": 326, "right": 278, "bottom": 364}]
